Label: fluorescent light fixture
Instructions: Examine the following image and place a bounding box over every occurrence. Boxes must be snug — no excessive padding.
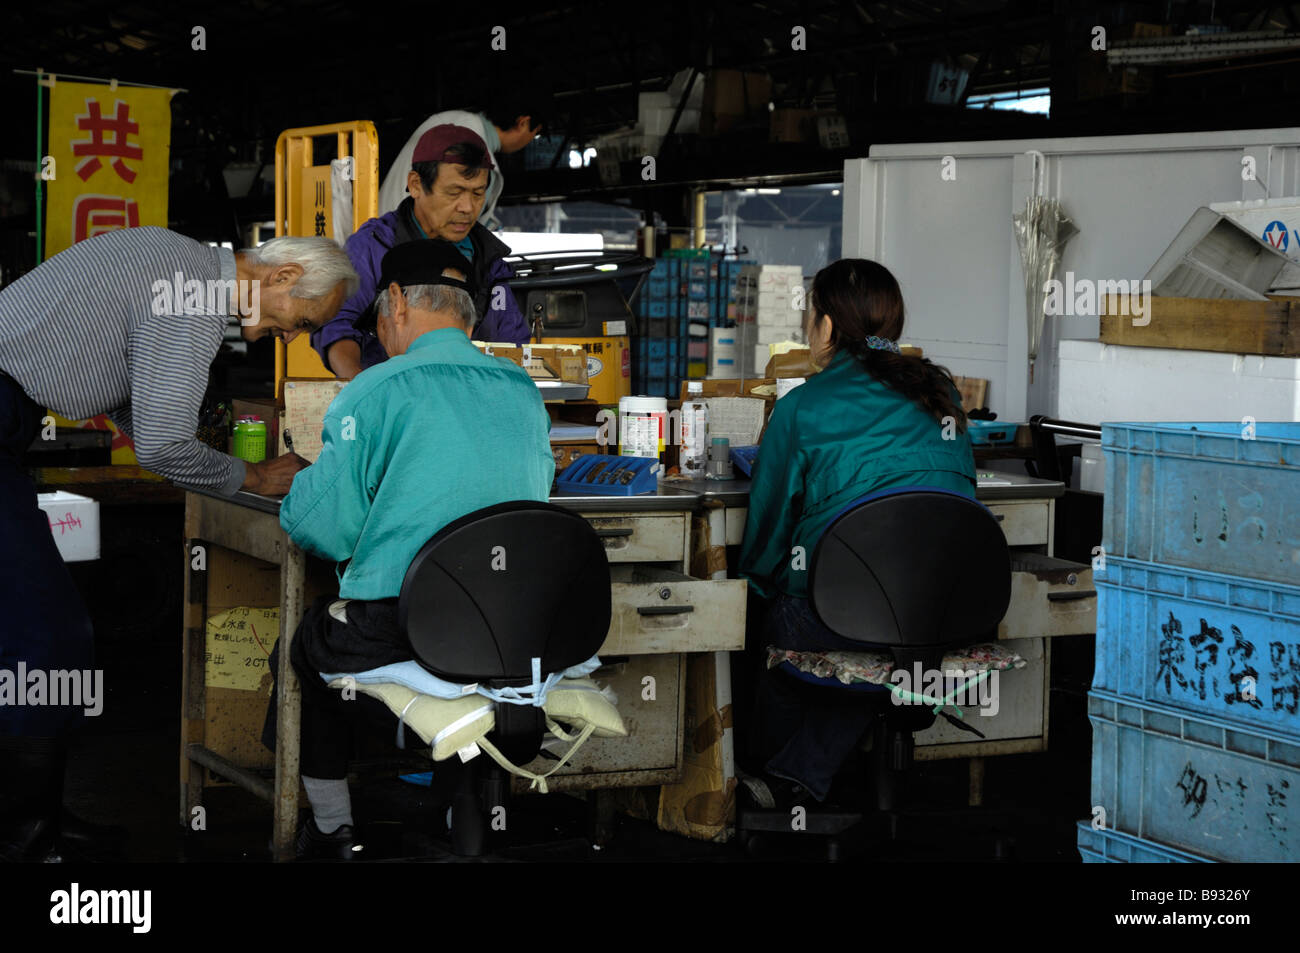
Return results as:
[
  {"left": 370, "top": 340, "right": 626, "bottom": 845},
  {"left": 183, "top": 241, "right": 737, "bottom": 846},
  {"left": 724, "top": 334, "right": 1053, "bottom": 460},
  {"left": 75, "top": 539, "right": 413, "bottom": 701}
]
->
[{"left": 756, "top": 188, "right": 781, "bottom": 195}]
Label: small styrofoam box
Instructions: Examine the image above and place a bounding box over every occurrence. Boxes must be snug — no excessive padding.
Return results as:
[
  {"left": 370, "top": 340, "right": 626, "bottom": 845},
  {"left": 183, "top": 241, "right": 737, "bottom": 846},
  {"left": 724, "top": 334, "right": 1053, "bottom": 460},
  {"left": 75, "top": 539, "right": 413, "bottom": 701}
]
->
[
  {"left": 37, "top": 491, "right": 100, "bottom": 562},
  {"left": 1079, "top": 441, "right": 1104, "bottom": 494},
  {"left": 1058, "top": 340, "right": 1300, "bottom": 424}
]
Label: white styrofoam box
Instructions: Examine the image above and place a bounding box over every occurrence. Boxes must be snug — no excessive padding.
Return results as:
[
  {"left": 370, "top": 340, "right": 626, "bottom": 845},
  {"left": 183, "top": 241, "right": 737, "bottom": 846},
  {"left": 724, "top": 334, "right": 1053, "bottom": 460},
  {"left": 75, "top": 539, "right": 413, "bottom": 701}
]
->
[
  {"left": 1079, "top": 441, "right": 1104, "bottom": 493},
  {"left": 1058, "top": 340, "right": 1300, "bottom": 424},
  {"left": 1210, "top": 197, "right": 1300, "bottom": 289},
  {"left": 1144, "top": 206, "right": 1289, "bottom": 299},
  {"left": 757, "top": 326, "right": 798, "bottom": 345},
  {"left": 37, "top": 491, "right": 100, "bottom": 562},
  {"left": 845, "top": 129, "right": 1300, "bottom": 422}
]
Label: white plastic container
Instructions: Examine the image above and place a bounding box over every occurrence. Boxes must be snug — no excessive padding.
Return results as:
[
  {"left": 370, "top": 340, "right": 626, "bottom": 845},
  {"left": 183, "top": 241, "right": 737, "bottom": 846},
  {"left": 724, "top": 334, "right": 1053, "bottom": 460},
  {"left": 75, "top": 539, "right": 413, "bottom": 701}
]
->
[
  {"left": 618, "top": 396, "right": 667, "bottom": 465},
  {"left": 37, "top": 491, "right": 100, "bottom": 562}
]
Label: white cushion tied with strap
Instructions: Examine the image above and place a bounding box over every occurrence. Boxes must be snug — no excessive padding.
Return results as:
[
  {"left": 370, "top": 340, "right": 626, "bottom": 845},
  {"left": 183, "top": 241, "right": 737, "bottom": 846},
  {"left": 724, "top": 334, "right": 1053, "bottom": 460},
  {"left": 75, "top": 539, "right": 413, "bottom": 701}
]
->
[{"left": 323, "top": 671, "right": 625, "bottom": 794}]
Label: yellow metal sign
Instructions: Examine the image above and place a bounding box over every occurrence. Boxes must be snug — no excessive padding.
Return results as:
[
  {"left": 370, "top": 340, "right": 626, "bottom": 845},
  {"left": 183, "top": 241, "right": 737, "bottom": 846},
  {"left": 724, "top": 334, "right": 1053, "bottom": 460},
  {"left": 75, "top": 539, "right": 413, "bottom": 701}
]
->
[{"left": 43, "top": 80, "right": 173, "bottom": 258}]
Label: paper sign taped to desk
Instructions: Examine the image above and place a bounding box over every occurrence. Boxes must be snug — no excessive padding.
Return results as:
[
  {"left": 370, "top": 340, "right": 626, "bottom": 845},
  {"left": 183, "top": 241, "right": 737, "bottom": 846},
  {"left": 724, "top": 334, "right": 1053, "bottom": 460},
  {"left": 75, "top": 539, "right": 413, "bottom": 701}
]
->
[
  {"left": 280, "top": 379, "right": 347, "bottom": 463},
  {"left": 205, "top": 606, "right": 280, "bottom": 692}
]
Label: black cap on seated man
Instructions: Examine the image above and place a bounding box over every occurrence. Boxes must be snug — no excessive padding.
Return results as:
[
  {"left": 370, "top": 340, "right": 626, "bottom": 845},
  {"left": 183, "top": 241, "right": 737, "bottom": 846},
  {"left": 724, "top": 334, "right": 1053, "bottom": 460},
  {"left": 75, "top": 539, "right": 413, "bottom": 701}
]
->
[{"left": 352, "top": 239, "right": 478, "bottom": 337}]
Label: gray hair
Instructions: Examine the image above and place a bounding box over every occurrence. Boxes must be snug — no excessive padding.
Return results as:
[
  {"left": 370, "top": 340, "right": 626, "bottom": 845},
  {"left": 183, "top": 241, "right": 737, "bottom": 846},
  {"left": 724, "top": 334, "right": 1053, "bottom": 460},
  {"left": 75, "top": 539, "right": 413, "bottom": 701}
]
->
[
  {"left": 242, "top": 236, "right": 360, "bottom": 300},
  {"left": 375, "top": 284, "right": 476, "bottom": 326}
]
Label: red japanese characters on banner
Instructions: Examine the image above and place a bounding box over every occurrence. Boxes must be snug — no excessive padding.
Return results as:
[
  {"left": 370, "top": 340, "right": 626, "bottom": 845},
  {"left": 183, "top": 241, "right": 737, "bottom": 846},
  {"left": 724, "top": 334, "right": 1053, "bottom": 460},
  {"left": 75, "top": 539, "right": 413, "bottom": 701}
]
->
[
  {"left": 72, "top": 195, "right": 141, "bottom": 242},
  {"left": 45, "top": 80, "right": 171, "bottom": 259}
]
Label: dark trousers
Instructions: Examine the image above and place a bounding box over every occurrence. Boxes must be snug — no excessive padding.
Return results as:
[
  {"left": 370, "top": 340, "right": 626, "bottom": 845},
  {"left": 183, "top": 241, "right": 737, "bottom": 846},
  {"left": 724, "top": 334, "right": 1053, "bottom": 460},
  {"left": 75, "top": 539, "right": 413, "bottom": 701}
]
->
[
  {"left": 752, "top": 594, "right": 880, "bottom": 801},
  {"left": 262, "top": 597, "right": 425, "bottom": 780},
  {"left": 0, "top": 374, "right": 94, "bottom": 739}
]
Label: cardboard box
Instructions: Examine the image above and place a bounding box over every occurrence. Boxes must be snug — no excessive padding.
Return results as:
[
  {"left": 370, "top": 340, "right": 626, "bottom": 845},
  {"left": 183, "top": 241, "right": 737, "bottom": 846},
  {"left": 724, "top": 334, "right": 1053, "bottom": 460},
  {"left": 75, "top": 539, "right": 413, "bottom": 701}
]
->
[
  {"left": 551, "top": 441, "right": 600, "bottom": 470},
  {"left": 769, "top": 108, "right": 816, "bottom": 143},
  {"left": 38, "top": 491, "right": 100, "bottom": 562},
  {"left": 700, "top": 70, "right": 772, "bottom": 136},
  {"left": 523, "top": 344, "right": 588, "bottom": 384},
  {"left": 816, "top": 112, "right": 850, "bottom": 149},
  {"left": 473, "top": 341, "right": 524, "bottom": 366}
]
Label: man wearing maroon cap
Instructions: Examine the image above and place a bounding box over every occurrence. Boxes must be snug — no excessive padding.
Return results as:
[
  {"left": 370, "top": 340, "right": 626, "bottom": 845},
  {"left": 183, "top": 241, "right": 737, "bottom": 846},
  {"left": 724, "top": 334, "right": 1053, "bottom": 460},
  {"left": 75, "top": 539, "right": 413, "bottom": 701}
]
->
[{"left": 311, "top": 124, "right": 529, "bottom": 379}]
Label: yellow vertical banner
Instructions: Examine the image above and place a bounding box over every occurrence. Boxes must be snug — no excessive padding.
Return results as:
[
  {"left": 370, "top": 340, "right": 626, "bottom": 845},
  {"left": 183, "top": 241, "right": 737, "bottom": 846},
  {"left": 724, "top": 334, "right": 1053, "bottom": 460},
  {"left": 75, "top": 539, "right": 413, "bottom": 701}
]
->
[{"left": 44, "top": 80, "right": 173, "bottom": 259}]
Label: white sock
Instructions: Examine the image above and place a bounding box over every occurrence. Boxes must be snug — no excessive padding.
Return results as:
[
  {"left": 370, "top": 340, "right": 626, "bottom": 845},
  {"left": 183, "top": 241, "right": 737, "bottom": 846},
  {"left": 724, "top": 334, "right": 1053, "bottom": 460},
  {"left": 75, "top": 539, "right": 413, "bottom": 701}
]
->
[{"left": 302, "top": 775, "right": 353, "bottom": 835}]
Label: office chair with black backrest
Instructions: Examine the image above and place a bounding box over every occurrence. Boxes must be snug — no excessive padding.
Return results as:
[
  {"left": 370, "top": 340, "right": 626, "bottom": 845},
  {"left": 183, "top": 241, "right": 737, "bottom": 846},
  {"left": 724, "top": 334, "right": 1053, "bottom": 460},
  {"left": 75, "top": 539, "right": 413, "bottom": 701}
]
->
[
  {"left": 399, "top": 500, "right": 611, "bottom": 857},
  {"left": 739, "top": 486, "right": 1011, "bottom": 856}
]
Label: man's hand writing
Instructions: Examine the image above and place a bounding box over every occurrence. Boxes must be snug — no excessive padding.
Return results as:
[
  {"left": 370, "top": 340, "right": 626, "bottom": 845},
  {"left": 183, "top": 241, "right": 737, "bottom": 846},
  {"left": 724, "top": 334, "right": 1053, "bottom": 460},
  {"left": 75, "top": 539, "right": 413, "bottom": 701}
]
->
[{"left": 242, "top": 453, "right": 310, "bottom": 496}]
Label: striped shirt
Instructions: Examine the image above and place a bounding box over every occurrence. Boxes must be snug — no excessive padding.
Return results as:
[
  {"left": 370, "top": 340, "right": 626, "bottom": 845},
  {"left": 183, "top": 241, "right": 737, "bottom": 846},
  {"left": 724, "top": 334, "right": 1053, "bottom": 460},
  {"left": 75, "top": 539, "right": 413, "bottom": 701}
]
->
[{"left": 0, "top": 226, "right": 245, "bottom": 495}]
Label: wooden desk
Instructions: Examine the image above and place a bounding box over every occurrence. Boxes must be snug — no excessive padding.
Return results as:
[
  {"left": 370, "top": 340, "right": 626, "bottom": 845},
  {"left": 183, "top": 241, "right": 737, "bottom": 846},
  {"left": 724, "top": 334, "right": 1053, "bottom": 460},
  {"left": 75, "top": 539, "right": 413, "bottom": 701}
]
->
[
  {"left": 179, "top": 486, "right": 746, "bottom": 860},
  {"left": 668, "top": 472, "right": 1097, "bottom": 764}
]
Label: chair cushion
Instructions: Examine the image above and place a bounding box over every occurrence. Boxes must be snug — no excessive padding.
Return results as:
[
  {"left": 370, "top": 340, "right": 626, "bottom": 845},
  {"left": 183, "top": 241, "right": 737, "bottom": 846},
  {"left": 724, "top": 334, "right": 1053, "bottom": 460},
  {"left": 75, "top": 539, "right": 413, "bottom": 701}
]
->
[
  {"left": 544, "top": 678, "right": 627, "bottom": 738},
  {"left": 767, "top": 642, "right": 1027, "bottom": 687},
  {"left": 323, "top": 675, "right": 626, "bottom": 761}
]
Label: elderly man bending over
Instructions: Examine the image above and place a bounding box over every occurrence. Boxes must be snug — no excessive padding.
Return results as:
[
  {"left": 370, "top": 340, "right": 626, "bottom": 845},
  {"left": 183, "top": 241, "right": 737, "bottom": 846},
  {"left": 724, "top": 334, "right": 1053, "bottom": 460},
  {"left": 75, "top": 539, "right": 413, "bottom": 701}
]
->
[{"left": 268, "top": 239, "right": 554, "bottom": 859}]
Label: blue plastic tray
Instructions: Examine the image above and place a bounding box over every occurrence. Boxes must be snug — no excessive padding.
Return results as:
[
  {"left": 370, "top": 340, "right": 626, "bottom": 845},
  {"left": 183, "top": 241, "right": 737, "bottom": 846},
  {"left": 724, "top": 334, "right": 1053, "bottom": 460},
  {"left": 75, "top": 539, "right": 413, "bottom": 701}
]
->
[
  {"left": 967, "top": 420, "right": 1018, "bottom": 445},
  {"left": 730, "top": 445, "right": 760, "bottom": 478},
  {"left": 557, "top": 454, "right": 659, "bottom": 495},
  {"left": 1076, "top": 822, "right": 1208, "bottom": 863}
]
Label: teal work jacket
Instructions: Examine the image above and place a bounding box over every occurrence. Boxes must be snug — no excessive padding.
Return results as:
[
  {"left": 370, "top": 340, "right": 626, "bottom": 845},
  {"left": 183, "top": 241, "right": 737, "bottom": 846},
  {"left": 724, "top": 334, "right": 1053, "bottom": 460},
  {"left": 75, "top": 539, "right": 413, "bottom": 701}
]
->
[
  {"left": 738, "top": 349, "right": 977, "bottom": 599},
  {"left": 281, "top": 328, "right": 555, "bottom": 599}
]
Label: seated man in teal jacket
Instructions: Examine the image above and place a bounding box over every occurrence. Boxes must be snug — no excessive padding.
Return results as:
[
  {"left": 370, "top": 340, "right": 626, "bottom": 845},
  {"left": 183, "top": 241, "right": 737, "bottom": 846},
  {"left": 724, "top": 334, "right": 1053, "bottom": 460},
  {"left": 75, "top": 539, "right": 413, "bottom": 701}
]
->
[
  {"left": 738, "top": 258, "right": 976, "bottom": 808},
  {"left": 275, "top": 240, "right": 555, "bottom": 859}
]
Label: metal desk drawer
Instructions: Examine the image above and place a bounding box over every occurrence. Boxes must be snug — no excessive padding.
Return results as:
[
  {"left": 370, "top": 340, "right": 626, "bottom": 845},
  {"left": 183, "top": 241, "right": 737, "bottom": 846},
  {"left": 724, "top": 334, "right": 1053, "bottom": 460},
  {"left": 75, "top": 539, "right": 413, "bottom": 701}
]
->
[
  {"left": 585, "top": 513, "right": 688, "bottom": 564},
  {"left": 986, "top": 501, "right": 1050, "bottom": 548},
  {"left": 913, "top": 636, "right": 1048, "bottom": 759},
  {"left": 600, "top": 566, "right": 747, "bottom": 655},
  {"left": 517, "top": 654, "right": 686, "bottom": 791},
  {"left": 999, "top": 554, "right": 1097, "bottom": 640}
]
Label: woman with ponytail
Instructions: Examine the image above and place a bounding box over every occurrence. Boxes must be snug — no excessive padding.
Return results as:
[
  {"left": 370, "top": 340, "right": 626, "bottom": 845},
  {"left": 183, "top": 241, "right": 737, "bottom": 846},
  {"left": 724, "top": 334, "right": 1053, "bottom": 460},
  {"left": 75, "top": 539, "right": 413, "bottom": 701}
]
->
[{"left": 738, "top": 258, "right": 976, "bottom": 806}]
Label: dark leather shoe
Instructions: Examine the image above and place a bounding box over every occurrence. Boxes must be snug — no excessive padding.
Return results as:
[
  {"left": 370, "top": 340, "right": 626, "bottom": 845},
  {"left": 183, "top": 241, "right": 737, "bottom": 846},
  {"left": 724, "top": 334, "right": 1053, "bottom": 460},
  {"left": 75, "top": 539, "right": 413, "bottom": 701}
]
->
[
  {"left": 295, "top": 817, "right": 364, "bottom": 861},
  {"left": 0, "top": 816, "right": 64, "bottom": 863},
  {"left": 58, "top": 810, "right": 127, "bottom": 848}
]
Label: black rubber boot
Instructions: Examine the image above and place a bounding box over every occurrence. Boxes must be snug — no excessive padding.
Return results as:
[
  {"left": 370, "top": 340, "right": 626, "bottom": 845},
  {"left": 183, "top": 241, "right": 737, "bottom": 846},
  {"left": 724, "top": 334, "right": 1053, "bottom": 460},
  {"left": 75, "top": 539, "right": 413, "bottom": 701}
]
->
[{"left": 0, "top": 736, "right": 65, "bottom": 863}]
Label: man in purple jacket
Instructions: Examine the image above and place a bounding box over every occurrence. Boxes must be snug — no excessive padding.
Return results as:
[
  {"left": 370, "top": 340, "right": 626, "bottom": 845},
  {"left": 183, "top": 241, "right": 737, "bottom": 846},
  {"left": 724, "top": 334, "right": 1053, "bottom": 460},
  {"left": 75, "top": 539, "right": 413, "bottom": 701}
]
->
[{"left": 311, "top": 124, "right": 529, "bottom": 378}]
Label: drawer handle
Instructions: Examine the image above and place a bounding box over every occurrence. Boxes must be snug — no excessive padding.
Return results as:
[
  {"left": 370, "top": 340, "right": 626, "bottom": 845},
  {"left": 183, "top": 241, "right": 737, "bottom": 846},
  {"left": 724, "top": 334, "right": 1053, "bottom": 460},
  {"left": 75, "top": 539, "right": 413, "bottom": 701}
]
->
[
  {"left": 636, "top": 605, "right": 695, "bottom": 616},
  {"left": 1048, "top": 589, "right": 1097, "bottom": 602},
  {"left": 596, "top": 528, "right": 635, "bottom": 538}
]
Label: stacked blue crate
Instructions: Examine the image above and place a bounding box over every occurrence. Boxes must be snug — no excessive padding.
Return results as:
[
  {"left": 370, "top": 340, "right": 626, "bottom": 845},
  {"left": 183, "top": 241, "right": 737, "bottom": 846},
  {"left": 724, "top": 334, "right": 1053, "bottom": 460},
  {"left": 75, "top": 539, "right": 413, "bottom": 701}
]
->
[{"left": 1084, "top": 421, "right": 1300, "bottom": 863}]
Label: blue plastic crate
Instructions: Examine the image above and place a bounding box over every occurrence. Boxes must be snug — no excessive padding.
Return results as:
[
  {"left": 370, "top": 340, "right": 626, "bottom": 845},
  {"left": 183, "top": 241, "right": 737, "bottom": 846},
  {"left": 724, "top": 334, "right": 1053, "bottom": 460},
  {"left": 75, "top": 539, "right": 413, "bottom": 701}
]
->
[
  {"left": 650, "top": 259, "right": 669, "bottom": 279},
  {"left": 1088, "top": 690, "right": 1300, "bottom": 862},
  {"left": 646, "top": 301, "right": 668, "bottom": 318},
  {"left": 646, "top": 357, "right": 667, "bottom": 378},
  {"left": 647, "top": 339, "right": 668, "bottom": 359},
  {"left": 1075, "top": 823, "right": 1208, "bottom": 863},
  {"left": 687, "top": 280, "right": 709, "bottom": 300},
  {"left": 646, "top": 277, "right": 668, "bottom": 299},
  {"left": 968, "top": 420, "right": 1019, "bottom": 446},
  {"left": 687, "top": 260, "right": 709, "bottom": 280},
  {"left": 645, "top": 375, "right": 668, "bottom": 397},
  {"left": 1094, "top": 555, "right": 1300, "bottom": 743},
  {"left": 1102, "top": 422, "right": 1300, "bottom": 588}
]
